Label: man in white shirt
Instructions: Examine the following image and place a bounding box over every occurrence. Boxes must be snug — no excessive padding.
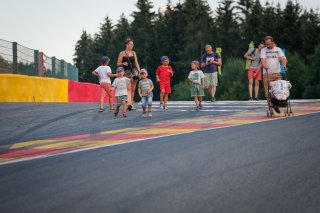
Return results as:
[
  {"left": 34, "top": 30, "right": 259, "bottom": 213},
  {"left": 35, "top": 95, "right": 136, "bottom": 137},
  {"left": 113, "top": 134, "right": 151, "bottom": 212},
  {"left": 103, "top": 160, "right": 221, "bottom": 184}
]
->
[{"left": 261, "top": 36, "right": 288, "bottom": 113}]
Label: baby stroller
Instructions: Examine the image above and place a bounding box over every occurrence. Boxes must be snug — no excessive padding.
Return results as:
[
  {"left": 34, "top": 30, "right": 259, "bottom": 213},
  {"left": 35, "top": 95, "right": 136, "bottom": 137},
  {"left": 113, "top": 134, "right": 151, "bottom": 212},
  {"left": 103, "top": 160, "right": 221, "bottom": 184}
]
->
[{"left": 266, "top": 70, "right": 294, "bottom": 117}]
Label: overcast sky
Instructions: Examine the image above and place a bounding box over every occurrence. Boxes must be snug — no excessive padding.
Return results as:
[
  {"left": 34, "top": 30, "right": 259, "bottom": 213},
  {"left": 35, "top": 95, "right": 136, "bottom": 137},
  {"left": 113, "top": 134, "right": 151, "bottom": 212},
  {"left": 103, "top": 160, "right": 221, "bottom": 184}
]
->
[{"left": 0, "top": 0, "right": 319, "bottom": 63}]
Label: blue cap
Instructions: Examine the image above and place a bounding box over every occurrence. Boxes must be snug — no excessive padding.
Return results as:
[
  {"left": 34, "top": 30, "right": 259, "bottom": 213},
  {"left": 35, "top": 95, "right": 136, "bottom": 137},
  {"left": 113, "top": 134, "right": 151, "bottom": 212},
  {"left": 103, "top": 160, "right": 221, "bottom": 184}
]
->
[
  {"left": 161, "top": 56, "right": 169, "bottom": 62},
  {"left": 101, "top": 56, "right": 110, "bottom": 63},
  {"left": 116, "top": 67, "right": 124, "bottom": 72}
]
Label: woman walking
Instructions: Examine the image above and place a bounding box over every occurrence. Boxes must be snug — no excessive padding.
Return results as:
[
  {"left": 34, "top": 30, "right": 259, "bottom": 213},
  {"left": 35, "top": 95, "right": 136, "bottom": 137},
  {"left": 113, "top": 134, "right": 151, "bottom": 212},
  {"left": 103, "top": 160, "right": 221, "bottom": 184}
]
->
[{"left": 117, "top": 38, "right": 141, "bottom": 110}]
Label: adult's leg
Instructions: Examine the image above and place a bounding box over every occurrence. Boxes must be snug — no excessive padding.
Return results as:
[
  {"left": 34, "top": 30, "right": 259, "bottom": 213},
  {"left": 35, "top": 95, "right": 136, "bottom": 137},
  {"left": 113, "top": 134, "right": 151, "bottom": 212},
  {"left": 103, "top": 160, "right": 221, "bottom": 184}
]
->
[
  {"left": 254, "top": 79, "right": 259, "bottom": 99},
  {"left": 194, "top": 96, "right": 199, "bottom": 107},
  {"left": 127, "top": 84, "right": 132, "bottom": 106},
  {"left": 131, "top": 79, "right": 138, "bottom": 105},
  {"left": 248, "top": 78, "right": 253, "bottom": 98}
]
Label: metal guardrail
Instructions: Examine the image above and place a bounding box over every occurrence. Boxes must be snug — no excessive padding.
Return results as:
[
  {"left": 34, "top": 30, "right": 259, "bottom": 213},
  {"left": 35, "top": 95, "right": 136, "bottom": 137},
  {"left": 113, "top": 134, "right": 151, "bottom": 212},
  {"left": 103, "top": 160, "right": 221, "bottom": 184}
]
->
[{"left": 0, "top": 38, "right": 78, "bottom": 81}]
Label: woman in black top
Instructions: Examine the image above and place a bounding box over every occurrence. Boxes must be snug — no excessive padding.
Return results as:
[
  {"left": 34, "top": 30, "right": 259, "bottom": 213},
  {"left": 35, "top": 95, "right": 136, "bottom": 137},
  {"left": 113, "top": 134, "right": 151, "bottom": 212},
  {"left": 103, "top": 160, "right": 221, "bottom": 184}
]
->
[{"left": 117, "top": 38, "right": 140, "bottom": 110}]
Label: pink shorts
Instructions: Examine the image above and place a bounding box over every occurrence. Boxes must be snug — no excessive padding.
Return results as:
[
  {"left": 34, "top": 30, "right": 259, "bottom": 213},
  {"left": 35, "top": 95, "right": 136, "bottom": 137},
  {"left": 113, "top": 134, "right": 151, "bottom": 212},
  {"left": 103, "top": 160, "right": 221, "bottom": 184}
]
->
[
  {"left": 247, "top": 68, "right": 262, "bottom": 81},
  {"left": 100, "top": 82, "right": 113, "bottom": 97},
  {"left": 159, "top": 81, "right": 171, "bottom": 94}
]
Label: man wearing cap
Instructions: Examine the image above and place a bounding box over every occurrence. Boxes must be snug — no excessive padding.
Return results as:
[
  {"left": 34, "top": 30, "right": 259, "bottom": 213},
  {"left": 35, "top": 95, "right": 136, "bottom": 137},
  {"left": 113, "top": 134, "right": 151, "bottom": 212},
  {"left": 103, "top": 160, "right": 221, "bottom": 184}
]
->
[{"left": 201, "top": 44, "right": 222, "bottom": 102}]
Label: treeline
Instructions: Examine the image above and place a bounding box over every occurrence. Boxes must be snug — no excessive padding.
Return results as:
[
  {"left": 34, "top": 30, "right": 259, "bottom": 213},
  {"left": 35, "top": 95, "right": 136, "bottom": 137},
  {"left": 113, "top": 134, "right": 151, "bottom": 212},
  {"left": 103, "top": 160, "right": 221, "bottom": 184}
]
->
[{"left": 74, "top": 0, "right": 320, "bottom": 100}]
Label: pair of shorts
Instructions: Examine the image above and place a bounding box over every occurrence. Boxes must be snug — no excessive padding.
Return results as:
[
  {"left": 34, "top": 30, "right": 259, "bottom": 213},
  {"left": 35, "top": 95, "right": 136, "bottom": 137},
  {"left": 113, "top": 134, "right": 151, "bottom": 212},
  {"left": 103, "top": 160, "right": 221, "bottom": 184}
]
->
[
  {"left": 124, "top": 68, "right": 139, "bottom": 80},
  {"left": 190, "top": 84, "right": 204, "bottom": 97},
  {"left": 100, "top": 83, "right": 113, "bottom": 97},
  {"left": 141, "top": 95, "right": 153, "bottom": 108},
  {"left": 247, "top": 68, "right": 262, "bottom": 81},
  {"left": 263, "top": 73, "right": 282, "bottom": 98},
  {"left": 159, "top": 81, "right": 171, "bottom": 94},
  {"left": 116, "top": 95, "right": 128, "bottom": 105},
  {"left": 204, "top": 72, "right": 218, "bottom": 88}
]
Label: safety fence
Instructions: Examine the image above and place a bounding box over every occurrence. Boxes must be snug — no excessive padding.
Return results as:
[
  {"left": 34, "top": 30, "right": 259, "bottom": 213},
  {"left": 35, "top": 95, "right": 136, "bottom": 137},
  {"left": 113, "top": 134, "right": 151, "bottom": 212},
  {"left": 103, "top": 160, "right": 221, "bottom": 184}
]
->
[{"left": 0, "top": 39, "right": 78, "bottom": 81}]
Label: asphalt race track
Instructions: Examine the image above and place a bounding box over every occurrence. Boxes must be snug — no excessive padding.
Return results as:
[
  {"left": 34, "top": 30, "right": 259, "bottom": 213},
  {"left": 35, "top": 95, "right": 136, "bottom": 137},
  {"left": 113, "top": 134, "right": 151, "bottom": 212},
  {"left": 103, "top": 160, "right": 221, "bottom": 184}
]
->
[{"left": 0, "top": 100, "right": 319, "bottom": 213}]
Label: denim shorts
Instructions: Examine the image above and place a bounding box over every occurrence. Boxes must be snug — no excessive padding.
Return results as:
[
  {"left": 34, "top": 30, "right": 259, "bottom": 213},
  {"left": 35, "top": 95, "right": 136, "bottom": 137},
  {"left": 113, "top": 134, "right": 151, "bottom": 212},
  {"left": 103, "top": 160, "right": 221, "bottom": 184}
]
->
[{"left": 141, "top": 96, "right": 153, "bottom": 108}]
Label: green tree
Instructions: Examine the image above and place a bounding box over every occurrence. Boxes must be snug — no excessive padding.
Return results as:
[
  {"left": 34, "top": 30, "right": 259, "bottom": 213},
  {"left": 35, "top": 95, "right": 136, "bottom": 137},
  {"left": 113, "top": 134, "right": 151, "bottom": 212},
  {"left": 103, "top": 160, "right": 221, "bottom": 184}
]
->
[
  {"left": 215, "top": 0, "right": 241, "bottom": 58},
  {"left": 73, "top": 30, "right": 95, "bottom": 82},
  {"left": 299, "top": 9, "right": 320, "bottom": 62},
  {"left": 303, "top": 45, "right": 320, "bottom": 98},
  {"left": 277, "top": 0, "right": 302, "bottom": 52},
  {"left": 130, "top": 0, "right": 156, "bottom": 68}
]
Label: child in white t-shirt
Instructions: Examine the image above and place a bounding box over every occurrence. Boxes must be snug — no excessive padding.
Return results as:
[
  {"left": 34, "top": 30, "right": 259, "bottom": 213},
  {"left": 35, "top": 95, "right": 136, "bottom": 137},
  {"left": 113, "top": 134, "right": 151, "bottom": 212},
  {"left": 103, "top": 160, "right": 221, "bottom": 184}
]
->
[
  {"left": 112, "top": 67, "right": 131, "bottom": 117},
  {"left": 188, "top": 60, "right": 205, "bottom": 110},
  {"left": 92, "top": 56, "right": 117, "bottom": 112}
]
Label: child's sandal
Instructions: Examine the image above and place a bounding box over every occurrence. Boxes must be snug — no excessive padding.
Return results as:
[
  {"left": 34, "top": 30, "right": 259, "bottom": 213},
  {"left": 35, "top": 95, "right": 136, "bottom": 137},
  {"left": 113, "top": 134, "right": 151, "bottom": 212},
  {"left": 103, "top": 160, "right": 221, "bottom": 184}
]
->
[
  {"left": 99, "top": 108, "right": 105, "bottom": 112},
  {"left": 109, "top": 108, "right": 115, "bottom": 112}
]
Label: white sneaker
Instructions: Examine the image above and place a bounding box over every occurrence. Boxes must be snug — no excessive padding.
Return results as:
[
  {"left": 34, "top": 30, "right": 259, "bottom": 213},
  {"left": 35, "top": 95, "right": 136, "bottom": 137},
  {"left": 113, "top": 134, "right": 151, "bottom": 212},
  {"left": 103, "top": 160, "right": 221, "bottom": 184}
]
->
[
  {"left": 147, "top": 112, "right": 152, "bottom": 117},
  {"left": 142, "top": 113, "right": 147, "bottom": 117},
  {"left": 160, "top": 103, "right": 163, "bottom": 109},
  {"left": 164, "top": 106, "right": 168, "bottom": 111}
]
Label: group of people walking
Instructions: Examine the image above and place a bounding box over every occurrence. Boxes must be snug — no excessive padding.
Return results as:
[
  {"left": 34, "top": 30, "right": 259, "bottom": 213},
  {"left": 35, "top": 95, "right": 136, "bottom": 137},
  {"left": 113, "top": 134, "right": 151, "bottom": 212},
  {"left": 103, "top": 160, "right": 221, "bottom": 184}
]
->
[{"left": 92, "top": 35, "right": 287, "bottom": 117}]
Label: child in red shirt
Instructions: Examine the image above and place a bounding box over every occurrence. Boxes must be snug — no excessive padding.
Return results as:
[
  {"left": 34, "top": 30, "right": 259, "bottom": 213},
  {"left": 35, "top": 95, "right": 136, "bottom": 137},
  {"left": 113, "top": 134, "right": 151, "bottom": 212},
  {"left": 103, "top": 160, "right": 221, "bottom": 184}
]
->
[{"left": 156, "top": 56, "right": 174, "bottom": 110}]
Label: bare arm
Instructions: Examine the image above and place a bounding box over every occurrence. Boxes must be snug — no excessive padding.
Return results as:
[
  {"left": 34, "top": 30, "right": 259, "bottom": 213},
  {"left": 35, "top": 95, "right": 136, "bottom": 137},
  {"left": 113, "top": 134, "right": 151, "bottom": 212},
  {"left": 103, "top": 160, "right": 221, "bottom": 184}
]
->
[
  {"left": 133, "top": 51, "right": 140, "bottom": 71},
  {"left": 92, "top": 69, "right": 98, "bottom": 76},
  {"left": 280, "top": 56, "right": 287, "bottom": 70},
  {"left": 201, "top": 78, "right": 205, "bottom": 88},
  {"left": 244, "top": 53, "right": 255, "bottom": 61},
  {"left": 117, "top": 51, "right": 125, "bottom": 67},
  {"left": 107, "top": 73, "right": 118, "bottom": 78}
]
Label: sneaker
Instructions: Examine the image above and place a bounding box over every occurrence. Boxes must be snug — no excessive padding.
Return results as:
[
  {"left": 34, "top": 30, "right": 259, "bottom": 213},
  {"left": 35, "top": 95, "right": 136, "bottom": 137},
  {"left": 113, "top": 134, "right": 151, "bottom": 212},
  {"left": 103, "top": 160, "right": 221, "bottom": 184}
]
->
[
  {"left": 147, "top": 112, "right": 152, "bottom": 118},
  {"left": 99, "top": 108, "right": 105, "bottom": 112},
  {"left": 127, "top": 105, "right": 132, "bottom": 111},
  {"left": 160, "top": 103, "right": 163, "bottom": 109},
  {"left": 254, "top": 97, "right": 259, "bottom": 101},
  {"left": 248, "top": 97, "right": 253, "bottom": 101},
  {"left": 211, "top": 97, "right": 216, "bottom": 102},
  {"left": 199, "top": 103, "right": 203, "bottom": 110},
  {"left": 142, "top": 113, "right": 147, "bottom": 118},
  {"left": 163, "top": 106, "right": 168, "bottom": 111},
  {"left": 196, "top": 106, "right": 199, "bottom": 111},
  {"left": 274, "top": 107, "right": 281, "bottom": 114},
  {"left": 122, "top": 112, "right": 127, "bottom": 117},
  {"left": 131, "top": 105, "right": 136, "bottom": 110},
  {"left": 114, "top": 110, "right": 119, "bottom": 117}
]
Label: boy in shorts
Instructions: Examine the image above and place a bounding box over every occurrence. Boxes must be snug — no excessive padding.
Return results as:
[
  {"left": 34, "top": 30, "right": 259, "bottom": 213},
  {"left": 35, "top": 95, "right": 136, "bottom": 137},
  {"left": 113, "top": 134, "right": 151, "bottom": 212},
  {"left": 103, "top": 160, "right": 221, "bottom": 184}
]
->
[
  {"left": 138, "top": 68, "right": 154, "bottom": 117},
  {"left": 112, "top": 67, "right": 131, "bottom": 117},
  {"left": 156, "top": 56, "right": 174, "bottom": 110},
  {"left": 92, "top": 56, "right": 117, "bottom": 112}
]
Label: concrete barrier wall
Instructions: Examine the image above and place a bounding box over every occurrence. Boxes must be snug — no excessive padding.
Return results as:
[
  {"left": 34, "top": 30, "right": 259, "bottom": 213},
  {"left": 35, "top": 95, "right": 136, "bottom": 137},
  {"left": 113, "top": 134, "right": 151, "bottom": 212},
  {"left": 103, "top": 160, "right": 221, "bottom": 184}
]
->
[
  {"left": 0, "top": 74, "right": 68, "bottom": 102},
  {"left": 0, "top": 74, "right": 114, "bottom": 103}
]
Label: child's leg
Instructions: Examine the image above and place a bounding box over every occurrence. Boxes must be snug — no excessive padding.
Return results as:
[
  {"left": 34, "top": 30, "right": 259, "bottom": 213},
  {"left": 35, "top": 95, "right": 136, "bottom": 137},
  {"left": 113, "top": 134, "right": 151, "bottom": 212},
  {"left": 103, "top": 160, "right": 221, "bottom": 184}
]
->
[
  {"left": 147, "top": 96, "right": 153, "bottom": 112},
  {"left": 122, "top": 100, "right": 127, "bottom": 114},
  {"left": 100, "top": 87, "right": 106, "bottom": 109},
  {"left": 141, "top": 97, "right": 147, "bottom": 114},
  {"left": 163, "top": 93, "right": 168, "bottom": 107},
  {"left": 160, "top": 91, "right": 164, "bottom": 105}
]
